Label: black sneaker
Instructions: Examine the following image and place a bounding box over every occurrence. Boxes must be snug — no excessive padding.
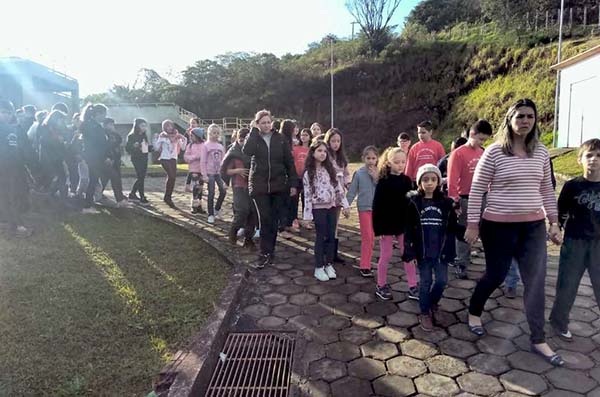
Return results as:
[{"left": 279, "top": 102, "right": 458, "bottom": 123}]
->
[
  {"left": 551, "top": 323, "right": 573, "bottom": 342},
  {"left": 128, "top": 193, "right": 140, "bottom": 201},
  {"left": 164, "top": 198, "right": 176, "bottom": 208},
  {"left": 454, "top": 266, "right": 468, "bottom": 280},
  {"left": 360, "top": 269, "right": 373, "bottom": 278},
  {"left": 191, "top": 207, "right": 199, "bottom": 214},
  {"left": 139, "top": 197, "right": 149, "bottom": 205},
  {"left": 408, "top": 286, "right": 420, "bottom": 300},
  {"left": 375, "top": 284, "right": 393, "bottom": 301},
  {"left": 251, "top": 254, "right": 271, "bottom": 269}
]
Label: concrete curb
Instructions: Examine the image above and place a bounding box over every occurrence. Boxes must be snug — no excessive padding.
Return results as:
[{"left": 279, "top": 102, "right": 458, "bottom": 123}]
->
[{"left": 130, "top": 205, "right": 249, "bottom": 397}]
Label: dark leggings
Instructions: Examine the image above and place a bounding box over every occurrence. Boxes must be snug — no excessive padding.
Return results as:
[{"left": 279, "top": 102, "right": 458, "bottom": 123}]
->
[
  {"left": 253, "top": 192, "right": 286, "bottom": 256},
  {"left": 161, "top": 159, "right": 177, "bottom": 200},
  {"left": 469, "top": 219, "right": 547, "bottom": 344},
  {"left": 130, "top": 155, "right": 148, "bottom": 198},
  {"left": 313, "top": 207, "right": 336, "bottom": 268}
]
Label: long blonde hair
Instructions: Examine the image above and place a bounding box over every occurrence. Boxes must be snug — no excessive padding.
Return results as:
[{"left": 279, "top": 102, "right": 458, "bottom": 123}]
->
[
  {"left": 377, "top": 146, "right": 406, "bottom": 179},
  {"left": 496, "top": 98, "right": 540, "bottom": 157}
]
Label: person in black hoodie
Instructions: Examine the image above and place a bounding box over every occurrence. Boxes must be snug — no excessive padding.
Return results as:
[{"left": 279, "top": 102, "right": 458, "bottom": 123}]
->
[
  {"left": 125, "top": 118, "right": 151, "bottom": 204},
  {"left": 37, "top": 110, "right": 69, "bottom": 199},
  {"left": 0, "top": 99, "right": 31, "bottom": 236},
  {"left": 221, "top": 128, "right": 255, "bottom": 250},
  {"left": 403, "top": 164, "right": 464, "bottom": 332},
  {"left": 243, "top": 110, "right": 298, "bottom": 268}
]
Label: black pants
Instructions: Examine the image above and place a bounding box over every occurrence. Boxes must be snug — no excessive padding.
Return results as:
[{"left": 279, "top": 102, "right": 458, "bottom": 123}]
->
[
  {"left": 130, "top": 155, "right": 148, "bottom": 199},
  {"left": 101, "top": 162, "right": 125, "bottom": 203},
  {"left": 231, "top": 187, "right": 256, "bottom": 239},
  {"left": 469, "top": 219, "right": 547, "bottom": 344},
  {"left": 161, "top": 159, "right": 177, "bottom": 200},
  {"left": 253, "top": 192, "right": 286, "bottom": 256},
  {"left": 66, "top": 156, "right": 79, "bottom": 194},
  {"left": 313, "top": 207, "right": 336, "bottom": 268},
  {"left": 550, "top": 238, "right": 600, "bottom": 332},
  {"left": 286, "top": 188, "right": 301, "bottom": 227}
]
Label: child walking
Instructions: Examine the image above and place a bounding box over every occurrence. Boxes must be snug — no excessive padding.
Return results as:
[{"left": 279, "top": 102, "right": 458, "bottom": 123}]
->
[
  {"left": 372, "top": 147, "right": 417, "bottom": 300},
  {"left": 404, "top": 164, "right": 461, "bottom": 331},
  {"left": 324, "top": 128, "right": 350, "bottom": 265},
  {"left": 293, "top": 128, "right": 311, "bottom": 230},
  {"left": 303, "top": 140, "right": 350, "bottom": 281},
  {"left": 549, "top": 138, "right": 600, "bottom": 341},
  {"left": 155, "top": 120, "right": 187, "bottom": 208},
  {"left": 346, "top": 145, "right": 379, "bottom": 277},
  {"left": 184, "top": 128, "right": 206, "bottom": 214},
  {"left": 201, "top": 124, "right": 226, "bottom": 224}
]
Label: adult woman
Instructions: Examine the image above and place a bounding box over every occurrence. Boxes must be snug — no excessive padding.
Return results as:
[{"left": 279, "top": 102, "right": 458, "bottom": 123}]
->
[
  {"left": 126, "top": 118, "right": 151, "bottom": 204},
  {"left": 243, "top": 110, "right": 297, "bottom": 269},
  {"left": 464, "top": 98, "right": 564, "bottom": 366}
]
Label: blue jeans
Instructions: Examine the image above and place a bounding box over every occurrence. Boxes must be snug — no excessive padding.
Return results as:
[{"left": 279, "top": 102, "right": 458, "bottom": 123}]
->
[
  {"left": 505, "top": 258, "right": 521, "bottom": 289},
  {"left": 207, "top": 174, "right": 226, "bottom": 216},
  {"left": 312, "top": 208, "right": 336, "bottom": 268},
  {"left": 418, "top": 258, "right": 448, "bottom": 314}
]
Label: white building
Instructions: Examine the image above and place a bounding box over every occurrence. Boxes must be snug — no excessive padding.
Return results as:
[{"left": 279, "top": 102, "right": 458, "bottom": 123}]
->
[{"left": 552, "top": 44, "right": 600, "bottom": 148}]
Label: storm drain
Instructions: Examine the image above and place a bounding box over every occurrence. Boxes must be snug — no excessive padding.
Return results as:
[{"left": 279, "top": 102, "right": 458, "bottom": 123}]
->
[{"left": 205, "top": 332, "right": 296, "bottom": 397}]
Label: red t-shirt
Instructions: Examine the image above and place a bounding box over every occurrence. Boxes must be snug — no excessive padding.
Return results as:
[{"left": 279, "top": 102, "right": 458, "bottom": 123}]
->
[
  {"left": 447, "top": 144, "right": 484, "bottom": 201},
  {"left": 228, "top": 158, "right": 248, "bottom": 189},
  {"left": 405, "top": 139, "right": 446, "bottom": 180},
  {"left": 293, "top": 146, "right": 309, "bottom": 176}
]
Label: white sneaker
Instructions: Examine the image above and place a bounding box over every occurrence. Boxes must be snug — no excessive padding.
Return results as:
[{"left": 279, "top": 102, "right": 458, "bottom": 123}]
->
[
  {"left": 254, "top": 229, "right": 260, "bottom": 239},
  {"left": 207, "top": 215, "right": 215, "bottom": 224},
  {"left": 314, "top": 267, "right": 330, "bottom": 282},
  {"left": 82, "top": 207, "right": 101, "bottom": 214},
  {"left": 237, "top": 228, "right": 245, "bottom": 238},
  {"left": 117, "top": 199, "right": 131, "bottom": 208},
  {"left": 214, "top": 210, "right": 222, "bottom": 220},
  {"left": 324, "top": 264, "right": 337, "bottom": 279}
]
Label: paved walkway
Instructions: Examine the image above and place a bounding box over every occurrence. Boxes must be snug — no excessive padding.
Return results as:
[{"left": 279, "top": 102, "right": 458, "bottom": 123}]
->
[{"left": 124, "top": 176, "right": 600, "bottom": 397}]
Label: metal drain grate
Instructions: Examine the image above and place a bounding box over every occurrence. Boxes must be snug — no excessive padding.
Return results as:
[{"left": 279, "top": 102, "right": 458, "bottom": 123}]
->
[{"left": 205, "top": 332, "right": 296, "bottom": 397}]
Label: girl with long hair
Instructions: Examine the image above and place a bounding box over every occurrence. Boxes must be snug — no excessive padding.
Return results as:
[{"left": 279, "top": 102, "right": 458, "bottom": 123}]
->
[{"left": 125, "top": 118, "right": 151, "bottom": 204}]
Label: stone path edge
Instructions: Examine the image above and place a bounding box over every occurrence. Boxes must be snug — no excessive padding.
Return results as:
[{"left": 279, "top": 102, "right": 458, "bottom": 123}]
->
[{"left": 129, "top": 205, "right": 249, "bottom": 397}]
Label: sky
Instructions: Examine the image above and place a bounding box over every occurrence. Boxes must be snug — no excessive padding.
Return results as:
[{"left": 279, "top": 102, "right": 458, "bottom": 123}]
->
[{"left": 1, "top": 0, "right": 421, "bottom": 96}]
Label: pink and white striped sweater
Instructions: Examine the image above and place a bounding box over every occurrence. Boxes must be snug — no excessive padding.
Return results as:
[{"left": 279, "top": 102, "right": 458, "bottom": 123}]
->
[{"left": 467, "top": 143, "right": 558, "bottom": 226}]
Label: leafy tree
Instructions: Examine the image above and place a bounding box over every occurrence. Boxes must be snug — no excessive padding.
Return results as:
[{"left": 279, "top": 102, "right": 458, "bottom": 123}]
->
[
  {"left": 407, "top": 0, "right": 483, "bottom": 32},
  {"left": 346, "top": 0, "right": 402, "bottom": 55}
]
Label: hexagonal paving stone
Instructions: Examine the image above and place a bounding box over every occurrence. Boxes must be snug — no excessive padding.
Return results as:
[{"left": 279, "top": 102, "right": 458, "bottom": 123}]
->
[
  {"left": 283, "top": 269, "right": 304, "bottom": 278},
  {"left": 542, "top": 391, "right": 584, "bottom": 397},
  {"left": 485, "top": 320, "right": 523, "bottom": 339},
  {"left": 326, "top": 341, "right": 361, "bottom": 362},
  {"left": 272, "top": 304, "right": 301, "bottom": 319},
  {"left": 243, "top": 303, "right": 270, "bottom": 318},
  {"left": 499, "top": 370, "right": 547, "bottom": 396},
  {"left": 400, "top": 339, "right": 438, "bottom": 359},
  {"left": 568, "top": 321, "right": 597, "bottom": 337},
  {"left": 301, "top": 342, "right": 326, "bottom": 366},
  {"left": 398, "top": 299, "right": 421, "bottom": 314},
  {"left": 307, "top": 284, "right": 331, "bottom": 295},
  {"left": 591, "top": 368, "right": 600, "bottom": 383},
  {"left": 348, "top": 357, "right": 387, "bottom": 380},
  {"left": 347, "top": 275, "right": 372, "bottom": 285},
  {"left": 297, "top": 380, "right": 330, "bottom": 397},
  {"left": 330, "top": 376, "right": 372, "bottom": 397},
  {"left": 373, "top": 375, "right": 416, "bottom": 397},
  {"left": 268, "top": 275, "right": 291, "bottom": 286},
  {"left": 366, "top": 301, "right": 398, "bottom": 317},
  {"left": 335, "top": 283, "right": 360, "bottom": 296},
  {"left": 256, "top": 316, "right": 286, "bottom": 328},
  {"left": 352, "top": 313, "right": 385, "bottom": 329},
  {"left": 476, "top": 336, "right": 517, "bottom": 356},
  {"left": 289, "top": 292, "right": 318, "bottom": 306},
  {"left": 320, "top": 315, "right": 351, "bottom": 330},
  {"left": 309, "top": 358, "right": 347, "bottom": 382},
  {"left": 387, "top": 311, "right": 419, "bottom": 328},
  {"left": 546, "top": 368, "right": 598, "bottom": 394},
  {"left": 340, "top": 326, "right": 373, "bottom": 345},
  {"left": 467, "top": 353, "right": 511, "bottom": 376},
  {"left": 262, "top": 292, "right": 288, "bottom": 306},
  {"left": 302, "top": 303, "right": 332, "bottom": 318},
  {"left": 333, "top": 302, "right": 364, "bottom": 318},
  {"left": 438, "top": 338, "right": 478, "bottom": 359},
  {"left": 457, "top": 372, "right": 504, "bottom": 396},
  {"left": 551, "top": 335, "right": 597, "bottom": 354},
  {"left": 439, "top": 298, "right": 465, "bottom": 313},
  {"left": 361, "top": 340, "right": 399, "bottom": 360},
  {"left": 349, "top": 291, "right": 375, "bottom": 305},
  {"left": 387, "top": 356, "right": 427, "bottom": 378},
  {"left": 320, "top": 292, "right": 347, "bottom": 307},
  {"left": 490, "top": 307, "right": 526, "bottom": 324},
  {"left": 303, "top": 325, "right": 339, "bottom": 344},
  {"left": 556, "top": 349, "right": 595, "bottom": 370},
  {"left": 412, "top": 326, "right": 449, "bottom": 343},
  {"left": 288, "top": 314, "right": 319, "bottom": 329},
  {"left": 294, "top": 275, "right": 319, "bottom": 286},
  {"left": 506, "top": 351, "right": 552, "bottom": 373},
  {"left": 275, "top": 283, "right": 304, "bottom": 295},
  {"left": 376, "top": 326, "right": 410, "bottom": 343},
  {"left": 427, "top": 355, "right": 468, "bottom": 377},
  {"left": 433, "top": 311, "right": 459, "bottom": 327},
  {"left": 415, "top": 373, "right": 460, "bottom": 397}
]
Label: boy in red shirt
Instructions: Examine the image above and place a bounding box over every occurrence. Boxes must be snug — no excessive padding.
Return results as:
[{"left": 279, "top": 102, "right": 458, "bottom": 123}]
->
[
  {"left": 405, "top": 121, "right": 446, "bottom": 181},
  {"left": 447, "top": 119, "right": 493, "bottom": 279}
]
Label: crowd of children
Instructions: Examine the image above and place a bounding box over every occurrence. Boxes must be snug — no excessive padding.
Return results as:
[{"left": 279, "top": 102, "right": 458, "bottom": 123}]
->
[{"left": 2, "top": 98, "right": 598, "bottom": 368}]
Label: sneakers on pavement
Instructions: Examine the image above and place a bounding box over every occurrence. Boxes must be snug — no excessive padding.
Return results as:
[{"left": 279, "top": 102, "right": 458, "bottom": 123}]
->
[
  {"left": 360, "top": 269, "right": 373, "bottom": 278},
  {"left": 454, "top": 265, "right": 468, "bottom": 280},
  {"left": 207, "top": 215, "right": 215, "bottom": 224},
  {"left": 324, "top": 264, "right": 337, "bottom": 279},
  {"left": 408, "top": 286, "right": 420, "bottom": 300},
  {"left": 375, "top": 284, "right": 393, "bottom": 301},
  {"left": 419, "top": 314, "right": 434, "bottom": 332},
  {"left": 250, "top": 254, "right": 271, "bottom": 269},
  {"left": 314, "top": 267, "right": 330, "bottom": 282}
]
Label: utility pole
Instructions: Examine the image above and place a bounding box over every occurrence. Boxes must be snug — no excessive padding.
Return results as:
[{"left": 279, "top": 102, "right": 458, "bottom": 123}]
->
[
  {"left": 553, "top": 0, "right": 565, "bottom": 147},
  {"left": 351, "top": 22, "right": 359, "bottom": 40},
  {"left": 330, "top": 36, "right": 334, "bottom": 128}
]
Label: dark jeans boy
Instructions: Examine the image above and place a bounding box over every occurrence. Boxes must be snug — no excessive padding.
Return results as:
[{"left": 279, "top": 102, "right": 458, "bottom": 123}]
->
[
  {"left": 230, "top": 187, "right": 256, "bottom": 240},
  {"left": 418, "top": 259, "right": 448, "bottom": 314}
]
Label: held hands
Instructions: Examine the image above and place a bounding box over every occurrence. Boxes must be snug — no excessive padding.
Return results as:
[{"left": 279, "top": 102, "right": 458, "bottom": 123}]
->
[
  {"left": 464, "top": 225, "right": 479, "bottom": 245},
  {"left": 235, "top": 168, "right": 249, "bottom": 178},
  {"left": 549, "top": 224, "right": 563, "bottom": 245}
]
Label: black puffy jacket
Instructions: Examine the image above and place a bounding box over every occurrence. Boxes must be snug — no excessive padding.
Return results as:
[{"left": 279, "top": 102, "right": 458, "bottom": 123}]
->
[
  {"left": 81, "top": 119, "right": 110, "bottom": 167},
  {"left": 242, "top": 128, "right": 298, "bottom": 196}
]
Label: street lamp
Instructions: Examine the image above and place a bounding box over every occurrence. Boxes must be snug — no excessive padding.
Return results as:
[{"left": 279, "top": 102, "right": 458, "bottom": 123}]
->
[
  {"left": 552, "top": 0, "right": 565, "bottom": 147},
  {"left": 330, "top": 36, "right": 334, "bottom": 129}
]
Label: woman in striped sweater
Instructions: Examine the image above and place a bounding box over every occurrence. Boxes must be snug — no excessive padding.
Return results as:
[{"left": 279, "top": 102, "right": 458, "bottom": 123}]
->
[{"left": 464, "top": 99, "right": 564, "bottom": 366}]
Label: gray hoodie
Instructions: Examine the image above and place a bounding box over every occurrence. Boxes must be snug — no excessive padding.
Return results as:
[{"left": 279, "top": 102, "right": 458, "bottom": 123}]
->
[{"left": 346, "top": 165, "right": 377, "bottom": 211}]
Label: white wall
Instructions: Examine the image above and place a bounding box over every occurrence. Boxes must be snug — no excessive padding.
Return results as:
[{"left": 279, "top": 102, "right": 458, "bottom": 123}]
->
[{"left": 557, "top": 54, "right": 600, "bottom": 147}]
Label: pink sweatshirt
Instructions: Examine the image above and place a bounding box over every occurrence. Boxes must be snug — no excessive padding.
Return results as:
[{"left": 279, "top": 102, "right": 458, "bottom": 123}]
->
[
  {"left": 184, "top": 142, "right": 204, "bottom": 173},
  {"left": 200, "top": 141, "right": 225, "bottom": 177},
  {"left": 467, "top": 143, "right": 558, "bottom": 226},
  {"left": 303, "top": 166, "right": 349, "bottom": 221}
]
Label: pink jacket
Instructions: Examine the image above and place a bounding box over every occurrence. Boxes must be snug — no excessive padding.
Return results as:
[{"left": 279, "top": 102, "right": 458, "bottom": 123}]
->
[{"left": 184, "top": 142, "right": 204, "bottom": 173}]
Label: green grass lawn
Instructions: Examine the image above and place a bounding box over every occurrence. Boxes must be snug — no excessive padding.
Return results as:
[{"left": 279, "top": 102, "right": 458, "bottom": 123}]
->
[
  {"left": 0, "top": 210, "right": 230, "bottom": 396},
  {"left": 552, "top": 150, "right": 581, "bottom": 178}
]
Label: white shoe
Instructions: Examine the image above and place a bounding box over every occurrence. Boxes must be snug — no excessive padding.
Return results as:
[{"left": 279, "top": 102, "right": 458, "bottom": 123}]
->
[
  {"left": 237, "top": 228, "right": 245, "bottom": 238},
  {"left": 207, "top": 215, "right": 215, "bottom": 224},
  {"left": 324, "top": 264, "right": 337, "bottom": 279},
  {"left": 117, "top": 199, "right": 131, "bottom": 208},
  {"left": 314, "top": 267, "right": 330, "bottom": 282},
  {"left": 254, "top": 229, "right": 260, "bottom": 239},
  {"left": 82, "top": 207, "right": 101, "bottom": 214}
]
